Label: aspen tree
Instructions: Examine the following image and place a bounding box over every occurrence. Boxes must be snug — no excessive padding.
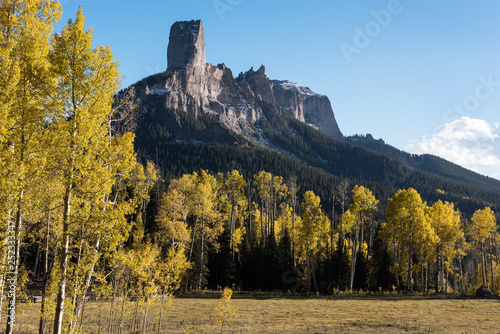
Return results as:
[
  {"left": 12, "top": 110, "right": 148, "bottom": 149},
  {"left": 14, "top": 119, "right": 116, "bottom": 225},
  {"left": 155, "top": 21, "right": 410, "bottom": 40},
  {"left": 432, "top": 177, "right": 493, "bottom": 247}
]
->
[
  {"left": 343, "top": 185, "right": 378, "bottom": 291},
  {"left": 155, "top": 192, "right": 192, "bottom": 333},
  {"left": 191, "top": 170, "right": 221, "bottom": 289},
  {"left": 222, "top": 170, "right": 247, "bottom": 258},
  {"left": 0, "top": 1, "right": 61, "bottom": 332},
  {"left": 427, "top": 200, "right": 462, "bottom": 292},
  {"left": 254, "top": 171, "right": 273, "bottom": 244},
  {"left": 383, "top": 188, "right": 433, "bottom": 292},
  {"left": 468, "top": 207, "right": 497, "bottom": 287},
  {"left": 287, "top": 176, "right": 299, "bottom": 267},
  {"left": 48, "top": 8, "right": 135, "bottom": 333},
  {"left": 297, "top": 191, "right": 329, "bottom": 294},
  {"left": 253, "top": 171, "right": 287, "bottom": 245},
  {"left": 213, "top": 287, "right": 237, "bottom": 334}
]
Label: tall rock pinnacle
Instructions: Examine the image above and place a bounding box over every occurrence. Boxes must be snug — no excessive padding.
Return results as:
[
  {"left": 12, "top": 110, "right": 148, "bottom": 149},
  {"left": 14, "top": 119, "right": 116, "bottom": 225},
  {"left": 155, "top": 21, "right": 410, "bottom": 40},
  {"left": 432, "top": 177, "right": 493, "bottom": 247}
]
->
[{"left": 167, "top": 20, "right": 206, "bottom": 71}]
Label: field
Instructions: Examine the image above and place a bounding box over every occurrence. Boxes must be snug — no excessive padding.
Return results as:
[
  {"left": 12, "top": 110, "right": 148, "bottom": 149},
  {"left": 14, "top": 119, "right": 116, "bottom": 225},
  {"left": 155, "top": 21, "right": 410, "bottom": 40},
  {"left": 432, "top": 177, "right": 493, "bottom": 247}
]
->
[{"left": 11, "top": 293, "right": 500, "bottom": 333}]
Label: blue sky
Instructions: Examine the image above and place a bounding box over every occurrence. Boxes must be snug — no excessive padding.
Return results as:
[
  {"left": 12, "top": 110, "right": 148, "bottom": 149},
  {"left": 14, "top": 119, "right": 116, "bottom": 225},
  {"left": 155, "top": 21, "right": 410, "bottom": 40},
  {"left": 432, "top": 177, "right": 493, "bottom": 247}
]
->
[{"left": 55, "top": 0, "right": 500, "bottom": 179}]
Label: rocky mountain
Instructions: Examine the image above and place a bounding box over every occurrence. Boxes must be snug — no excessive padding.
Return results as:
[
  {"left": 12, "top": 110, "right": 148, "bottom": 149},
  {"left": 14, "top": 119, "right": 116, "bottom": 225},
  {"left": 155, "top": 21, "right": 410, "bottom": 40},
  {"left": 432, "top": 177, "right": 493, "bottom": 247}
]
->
[
  {"left": 127, "top": 19, "right": 500, "bottom": 216},
  {"left": 135, "top": 19, "right": 343, "bottom": 143}
]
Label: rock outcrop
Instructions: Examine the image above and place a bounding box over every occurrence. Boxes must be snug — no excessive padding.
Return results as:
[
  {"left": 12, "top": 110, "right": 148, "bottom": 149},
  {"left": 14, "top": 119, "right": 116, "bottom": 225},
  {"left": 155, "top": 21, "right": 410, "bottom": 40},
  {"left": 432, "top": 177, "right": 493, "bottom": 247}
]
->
[
  {"left": 138, "top": 20, "right": 343, "bottom": 144},
  {"left": 476, "top": 285, "right": 499, "bottom": 299},
  {"left": 273, "top": 80, "right": 343, "bottom": 138},
  {"left": 167, "top": 20, "right": 205, "bottom": 71}
]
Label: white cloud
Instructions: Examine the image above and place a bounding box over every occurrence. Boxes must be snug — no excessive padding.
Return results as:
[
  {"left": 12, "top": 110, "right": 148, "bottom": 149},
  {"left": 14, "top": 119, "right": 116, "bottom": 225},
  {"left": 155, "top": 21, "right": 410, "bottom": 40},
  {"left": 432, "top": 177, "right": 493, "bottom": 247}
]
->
[{"left": 408, "top": 117, "right": 500, "bottom": 178}]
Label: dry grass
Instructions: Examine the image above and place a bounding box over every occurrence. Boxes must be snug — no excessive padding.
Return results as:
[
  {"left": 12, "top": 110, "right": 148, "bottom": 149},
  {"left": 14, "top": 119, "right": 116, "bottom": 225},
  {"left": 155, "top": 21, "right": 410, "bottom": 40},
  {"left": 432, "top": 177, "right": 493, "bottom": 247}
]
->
[{"left": 10, "top": 293, "right": 500, "bottom": 333}]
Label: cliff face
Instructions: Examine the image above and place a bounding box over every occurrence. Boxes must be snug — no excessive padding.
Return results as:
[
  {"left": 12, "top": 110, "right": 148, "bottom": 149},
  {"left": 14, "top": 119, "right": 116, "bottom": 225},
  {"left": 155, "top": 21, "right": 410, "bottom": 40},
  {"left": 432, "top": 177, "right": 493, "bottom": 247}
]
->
[
  {"left": 137, "top": 20, "right": 343, "bottom": 143},
  {"left": 273, "top": 80, "right": 343, "bottom": 139},
  {"left": 167, "top": 20, "right": 206, "bottom": 71}
]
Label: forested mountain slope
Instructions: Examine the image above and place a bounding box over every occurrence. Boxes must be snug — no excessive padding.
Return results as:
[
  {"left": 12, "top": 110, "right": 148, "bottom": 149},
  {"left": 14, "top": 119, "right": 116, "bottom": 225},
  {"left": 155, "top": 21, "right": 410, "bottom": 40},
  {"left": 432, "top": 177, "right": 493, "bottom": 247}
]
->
[
  {"left": 133, "top": 103, "right": 500, "bottom": 217},
  {"left": 345, "top": 134, "right": 500, "bottom": 193}
]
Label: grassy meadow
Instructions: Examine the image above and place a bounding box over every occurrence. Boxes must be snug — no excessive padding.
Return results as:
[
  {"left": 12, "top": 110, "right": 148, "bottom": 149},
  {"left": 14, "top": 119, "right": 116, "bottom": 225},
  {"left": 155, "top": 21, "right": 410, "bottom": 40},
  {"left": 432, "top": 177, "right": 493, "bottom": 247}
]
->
[{"left": 9, "top": 292, "right": 500, "bottom": 333}]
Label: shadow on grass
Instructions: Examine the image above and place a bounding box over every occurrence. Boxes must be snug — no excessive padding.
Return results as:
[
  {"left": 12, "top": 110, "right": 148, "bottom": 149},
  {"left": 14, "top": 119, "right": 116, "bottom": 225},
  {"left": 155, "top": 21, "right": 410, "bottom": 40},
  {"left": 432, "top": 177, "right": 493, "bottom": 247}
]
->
[{"left": 177, "top": 290, "right": 488, "bottom": 301}]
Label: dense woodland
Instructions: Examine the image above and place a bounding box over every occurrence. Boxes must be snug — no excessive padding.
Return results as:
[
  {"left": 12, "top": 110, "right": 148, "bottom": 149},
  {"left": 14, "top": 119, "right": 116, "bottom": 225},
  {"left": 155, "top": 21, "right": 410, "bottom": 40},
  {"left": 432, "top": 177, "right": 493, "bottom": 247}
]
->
[
  {"left": 147, "top": 168, "right": 500, "bottom": 296},
  {"left": 0, "top": 2, "right": 499, "bottom": 334}
]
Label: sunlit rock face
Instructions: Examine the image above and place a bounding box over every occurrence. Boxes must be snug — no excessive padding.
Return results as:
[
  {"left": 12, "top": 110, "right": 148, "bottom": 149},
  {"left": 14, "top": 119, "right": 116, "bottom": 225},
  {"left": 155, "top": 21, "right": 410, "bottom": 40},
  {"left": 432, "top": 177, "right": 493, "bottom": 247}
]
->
[{"left": 140, "top": 20, "right": 343, "bottom": 143}]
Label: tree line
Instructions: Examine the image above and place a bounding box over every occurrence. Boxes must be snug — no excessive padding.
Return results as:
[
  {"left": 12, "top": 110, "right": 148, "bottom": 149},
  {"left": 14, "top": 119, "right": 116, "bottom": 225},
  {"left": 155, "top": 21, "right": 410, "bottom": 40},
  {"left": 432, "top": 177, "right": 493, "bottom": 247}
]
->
[{"left": 156, "top": 169, "right": 499, "bottom": 297}]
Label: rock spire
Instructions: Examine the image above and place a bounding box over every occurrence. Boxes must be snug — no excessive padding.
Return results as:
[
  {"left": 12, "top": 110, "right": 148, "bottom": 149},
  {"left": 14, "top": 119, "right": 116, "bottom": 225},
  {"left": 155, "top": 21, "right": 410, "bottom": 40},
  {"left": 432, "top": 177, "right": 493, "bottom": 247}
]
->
[{"left": 167, "top": 20, "right": 206, "bottom": 71}]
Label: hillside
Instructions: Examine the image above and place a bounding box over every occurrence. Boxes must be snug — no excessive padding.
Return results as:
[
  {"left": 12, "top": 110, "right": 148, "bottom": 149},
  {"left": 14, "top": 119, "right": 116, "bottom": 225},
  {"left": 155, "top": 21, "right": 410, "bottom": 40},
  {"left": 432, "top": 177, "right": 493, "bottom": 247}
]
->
[
  {"left": 345, "top": 134, "right": 500, "bottom": 194},
  {"left": 133, "top": 102, "right": 500, "bottom": 217},
  {"left": 127, "top": 19, "right": 500, "bottom": 218}
]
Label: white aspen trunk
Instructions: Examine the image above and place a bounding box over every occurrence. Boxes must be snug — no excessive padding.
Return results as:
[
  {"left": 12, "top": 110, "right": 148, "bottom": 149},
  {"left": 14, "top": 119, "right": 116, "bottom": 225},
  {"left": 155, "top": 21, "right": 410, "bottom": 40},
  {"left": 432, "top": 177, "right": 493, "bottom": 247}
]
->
[
  {"left": 71, "top": 236, "right": 101, "bottom": 332},
  {"left": 489, "top": 238, "right": 495, "bottom": 292},
  {"left": 407, "top": 246, "right": 413, "bottom": 292},
  {"left": 481, "top": 243, "right": 487, "bottom": 286},
  {"left": 52, "top": 187, "right": 72, "bottom": 334},
  {"left": 141, "top": 303, "right": 149, "bottom": 334},
  {"left": 132, "top": 299, "right": 140, "bottom": 334},
  {"left": 0, "top": 272, "right": 5, "bottom": 328},
  {"left": 459, "top": 252, "right": 464, "bottom": 294},
  {"left": 230, "top": 197, "right": 236, "bottom": 259},
  {"left": 118, "top": 289, "right": 127, "bottom": 334},
  {"left": 198, "top": 219, "right": 205, "bottom": 290},
  {"left": 0, "top": 208, "right": 9, "bottom": 326},
  {"left": 436, "top": 247, "right": 441, "bottom": 293},
  {"left": 6, "top": 196, "right": 23, "bottom": 334},
  {"left": 39, "top": 215, "right": 52, "bottom": 334},
  {"left": 157, "top": 290, "right": 165, "bottom": 334},
  {"left": 349, "top": 226, "right": 359, "bottom": 291}
]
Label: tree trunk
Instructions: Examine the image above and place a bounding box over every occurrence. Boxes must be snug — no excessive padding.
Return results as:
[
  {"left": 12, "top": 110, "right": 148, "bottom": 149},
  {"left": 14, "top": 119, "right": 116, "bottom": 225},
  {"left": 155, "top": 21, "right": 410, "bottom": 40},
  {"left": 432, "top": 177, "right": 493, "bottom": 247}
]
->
[
  {"left": 349, "top": 226, "right": 359, "bottom": 291},
  {"left": 198, "top": 220, "right": 205, "bottom": 290},
  {"left": 0, "top": 272, "right": 5, "bottom": 329},
  {"left": 247, "top": 181, "right": 252, "bottom": 234},
  {"left": 77, "top": 296, "right": 87, "bottom": 334},
  {"left": 187, "top": 219, "right": 198, "bottom": 290},
  {"left": 306, "top": 247, "right": 311, "bottom": 294},
  {"left": 230, "top": 197, "right": 236, "bottom": 259},
  {"left": 118, "top": 289, "right": 127, "bottom": 334},
  {"left": 0, "top": 209, "right": 12, "bottom": 328},
  {"left": 425, "top": 263, "right": 428, "bottom": 293},
  {"left": 34, "top": 243, "right": 41, "bottom": 279},
  {"left": 38, "top": 275, "right": 50, "bottom": 334},
  {"left": 157, "top": 291, "right": 165, "bottom": 334},
  {"left": 132, "top": 299, "right": 140, "bottom": 334},
  {"left": 107, "top": 281, "right": 117, "bottom": 334},
  {"left": 435, "top": 247, "right": 441, "bottom": 293},
  {"left": 481, "top": 244, "right": 487, "bottom": 286},
  {"left": 53, "top": 187, "right": 72, "bottom": 334},
  {"left": 6, "top": 198, "right": 22, "bottom": 334},
  {"left": 445, "top": 271, "right": 449, "bottom": 293},
  {"left": 71, "top": 237, "right": 101, "bottom": 332},
  {"left": 141, "top": 303, "right": 149, "bottom": 334},
  {"left": 97, "top": 301, "right": 103, "bottom": 334},
  {"left": 330, "top": 185, "right": 335, "bottom": 256},
  {"left": 489, "top": 238, "right": 495, "bottom": 292},
  {"left": 406, "top": 246, "right": 413, "bottom": 292},
  {"left": 459, "top": 252, "right": 464, "bottom": 294}
]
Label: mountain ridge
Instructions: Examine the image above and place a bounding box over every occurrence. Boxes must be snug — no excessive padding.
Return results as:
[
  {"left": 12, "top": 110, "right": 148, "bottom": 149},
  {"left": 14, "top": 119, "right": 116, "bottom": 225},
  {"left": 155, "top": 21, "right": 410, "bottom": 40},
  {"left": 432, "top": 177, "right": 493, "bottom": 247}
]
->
[
  {"left": 124, "top": 19, "right": 500, "bottom": 217},
  {"left": 134, "top": 19, "right": 343, "bottom": 143}
]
